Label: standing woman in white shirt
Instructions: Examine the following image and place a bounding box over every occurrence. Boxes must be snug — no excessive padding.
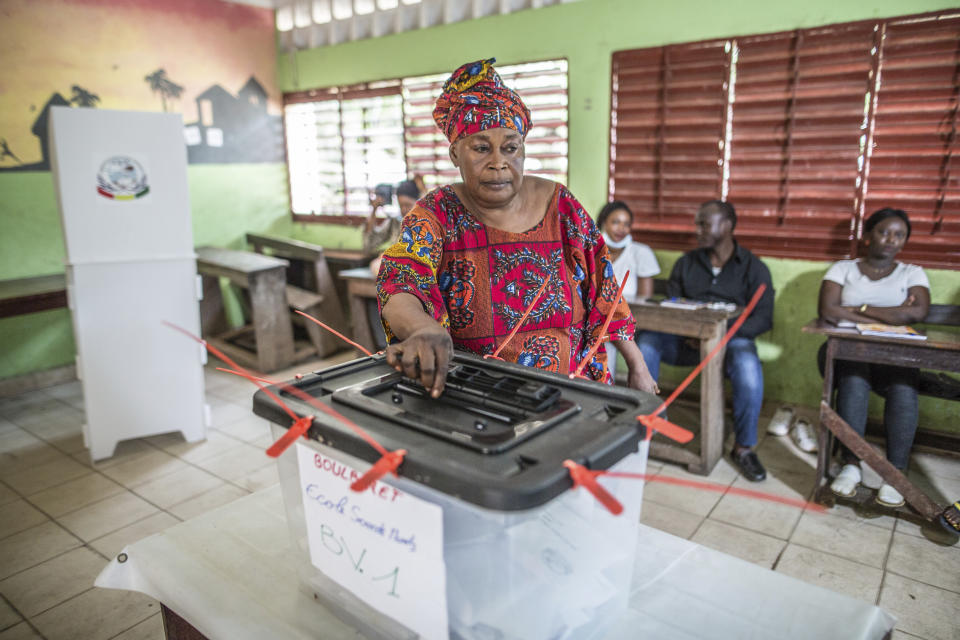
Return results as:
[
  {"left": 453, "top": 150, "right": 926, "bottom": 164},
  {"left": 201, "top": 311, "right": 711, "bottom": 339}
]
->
[
  {"left": 597, "top": 201, "right": 661, "bottom": 375},
  {"left": 817, "top": 208, "right": 931, "bottom": 507}
]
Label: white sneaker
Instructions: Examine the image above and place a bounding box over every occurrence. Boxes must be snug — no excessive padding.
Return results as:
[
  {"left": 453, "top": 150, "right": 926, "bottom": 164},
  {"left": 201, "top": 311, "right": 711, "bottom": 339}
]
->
[
  {"left": 766, "top": 406, "right": 794, "bottom": 436},
  {"left": 790, "top": 419, "right": 817, "bottom": 453},
  {"left": 876, "top": 483, "right": 905, "bottom": 508},
  {"left": 830, "top": 464, "right": 861, "bottom": 498}
]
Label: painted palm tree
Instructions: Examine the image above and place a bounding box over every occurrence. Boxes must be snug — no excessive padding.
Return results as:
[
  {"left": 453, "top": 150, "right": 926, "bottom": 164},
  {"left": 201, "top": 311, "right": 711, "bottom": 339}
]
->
[
  {"left": 144, "top": 69, "right": 185, "bottom": 112},
  {"left": 0, "top": 139, "right": 22, "bottom": 164},
  {"left": 70, "top": 85, "right": 100, "bottom": 107}
]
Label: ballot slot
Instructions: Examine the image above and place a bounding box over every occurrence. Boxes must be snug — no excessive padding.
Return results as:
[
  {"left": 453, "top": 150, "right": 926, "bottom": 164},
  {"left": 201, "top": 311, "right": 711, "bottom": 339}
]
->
[
  {"left": 331, "top": 365, "right": 581, "bottom": 453},
  {"left": 294, "top": 356, "right": 388, "bottom": 395}
]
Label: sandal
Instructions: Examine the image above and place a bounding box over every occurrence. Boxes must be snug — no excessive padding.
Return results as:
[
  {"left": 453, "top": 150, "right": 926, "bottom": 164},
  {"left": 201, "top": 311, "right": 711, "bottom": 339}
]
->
[
  {"left": 938, "top": 501, "right": 960, "bottom": 535},
  {"left": 876, "top": 483, "right": 905, "bottom": 508},
  {"left": 767, "top": 406, "right": 794, "bottom": 436},
  {"left": 830, "top": 464, "right": 861, "bottom": 498},
  {"left": 790, "top": 418, "right": 817, "bottom": 453}
]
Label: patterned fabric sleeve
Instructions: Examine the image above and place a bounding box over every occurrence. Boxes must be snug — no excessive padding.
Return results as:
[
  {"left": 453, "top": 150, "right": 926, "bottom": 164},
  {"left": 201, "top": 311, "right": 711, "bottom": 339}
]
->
[
  {"left": 558, "top": 189, "right": 636, "bottom": 377},
  {"left": 375, "top": 206, "right": 449, "bottom": 343}
]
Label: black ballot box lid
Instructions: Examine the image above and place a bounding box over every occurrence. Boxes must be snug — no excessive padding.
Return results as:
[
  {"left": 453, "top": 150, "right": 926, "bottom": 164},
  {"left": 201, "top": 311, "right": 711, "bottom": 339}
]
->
[{"left": 253, "top": 352, "right": 659, "bottom": 511}]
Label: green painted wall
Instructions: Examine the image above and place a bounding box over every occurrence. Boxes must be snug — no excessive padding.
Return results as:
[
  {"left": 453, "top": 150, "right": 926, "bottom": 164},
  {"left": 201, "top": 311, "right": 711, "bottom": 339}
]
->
[
  {"left": 1, "top": 172, "right": 73, "bottom": 377},
  {"left": 0, "top": 311, "right": 76, "bottom": 380},
  {"left": 277, "top": 0, "right": 960, "bottom": 432},
  {"left": 0, "top": 165, "right": 291, "bottom": 379},
  {"left": 188, "top": 164, "right": 293, "bottom": 249},
  {"left": 0, "top": 173, "right": 66, "bottom": 280}
]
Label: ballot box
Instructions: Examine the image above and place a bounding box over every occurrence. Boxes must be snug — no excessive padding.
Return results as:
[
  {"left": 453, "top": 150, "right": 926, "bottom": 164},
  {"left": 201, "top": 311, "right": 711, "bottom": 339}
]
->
[{"left": 254, "top": 353, "right": 659, "bottom": 640}]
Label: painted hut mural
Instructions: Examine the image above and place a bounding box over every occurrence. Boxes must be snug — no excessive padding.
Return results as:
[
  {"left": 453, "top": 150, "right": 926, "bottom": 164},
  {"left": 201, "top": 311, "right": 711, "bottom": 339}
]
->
[
  {"left": 184, "top": 77, "right": 283, "bottom": 164},
  {"left": 1, "top": 93, "right": 74, "bottom": 172}
]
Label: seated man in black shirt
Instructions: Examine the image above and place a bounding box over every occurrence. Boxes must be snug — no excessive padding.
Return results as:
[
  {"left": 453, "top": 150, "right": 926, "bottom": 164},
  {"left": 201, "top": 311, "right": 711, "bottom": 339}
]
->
[{"left": 637, "top": 200, "right": 775, "bottom": 481}]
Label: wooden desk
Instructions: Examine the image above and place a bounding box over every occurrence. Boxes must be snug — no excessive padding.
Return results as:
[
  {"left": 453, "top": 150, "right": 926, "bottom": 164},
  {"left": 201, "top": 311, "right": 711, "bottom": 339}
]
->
[
  {"left": 247, "top": 233, "right": 349, "bottom": 357},
  {"left": 802, "top": 320, "right": 960, "bottom": 519},
  {"left": 338, "top": 267, "right": 379, "bottom": 354},
  {"left": 196, "top": 247, "right": 295, "bottom": 373},
  {"left": 0, "top": 274, "right": 68, "bottom": 318},
  {"left": 317, "top": 249, "right": 370, "bottom": 331},
  {"left": 629, "top": 300, "right": 738, "bottom": 475},
  {"left": 320, "top": 248, "right": 369, "bottom": 269}
]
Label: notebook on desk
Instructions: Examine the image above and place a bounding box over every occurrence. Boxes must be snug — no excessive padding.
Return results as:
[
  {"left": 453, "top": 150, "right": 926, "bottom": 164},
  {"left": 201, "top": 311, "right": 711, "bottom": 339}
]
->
[
  {"left": 659, "top": 298, "right": 705, "bottom": 310},
  {"left": 855, "top": 323, "right": 927, "bottom": 340},
  {"left": 659, "top": 298, "right": 737, "bottom": 312}
]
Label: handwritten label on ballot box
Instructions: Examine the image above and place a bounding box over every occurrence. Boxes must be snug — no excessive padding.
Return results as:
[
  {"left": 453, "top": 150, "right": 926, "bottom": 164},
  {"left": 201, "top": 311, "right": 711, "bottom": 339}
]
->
[{"left": 295, "top": 443, "right": 448, "bottom": 639}]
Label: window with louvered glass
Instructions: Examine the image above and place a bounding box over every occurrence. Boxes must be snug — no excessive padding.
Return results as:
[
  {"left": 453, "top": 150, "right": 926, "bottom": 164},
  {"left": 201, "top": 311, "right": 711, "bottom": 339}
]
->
[
  {"left": 284, "top": 84, "right": 404, "bottom": 219},
  {"left": 284, "top": 97, "right": 345, "bottom": 216},
  {"left": 341, "top": 91, "right": 407, "bottom": 217},
  {"left": 400, "top": 72, "right": 457, "bottom": 193},
  {"left": 402, "top": 59, "right": 569, "bottom": 194},
  {"left": 283, "top": 59, "right": 568, "bottom": 224}
]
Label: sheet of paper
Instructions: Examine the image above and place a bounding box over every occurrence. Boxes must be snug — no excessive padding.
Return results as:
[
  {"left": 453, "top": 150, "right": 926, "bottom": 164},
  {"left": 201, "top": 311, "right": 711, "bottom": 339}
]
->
[
  {"left": 296, "top": 443, "right": 448, "bottom": 640},
  {"left": 659, "top": 298, "right": 705, "bottom": 310}
]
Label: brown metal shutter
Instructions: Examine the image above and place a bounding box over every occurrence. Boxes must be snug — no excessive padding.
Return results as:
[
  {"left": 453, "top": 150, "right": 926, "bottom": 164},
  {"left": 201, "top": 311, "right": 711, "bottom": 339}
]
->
[
  {"left": 727, "top": 24, "right": 877, "bottom": 260},
  {"left": 863, "top": 13, "right": 960, "bottom": 269},
  {"left": 610, "top": 42, "right": 730, "bottom": 250}
]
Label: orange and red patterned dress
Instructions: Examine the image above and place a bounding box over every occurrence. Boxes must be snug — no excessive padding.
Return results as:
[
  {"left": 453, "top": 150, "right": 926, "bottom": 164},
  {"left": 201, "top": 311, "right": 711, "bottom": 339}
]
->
[{"left": 376, "top": 183, "right": 636, "bottom": 383}]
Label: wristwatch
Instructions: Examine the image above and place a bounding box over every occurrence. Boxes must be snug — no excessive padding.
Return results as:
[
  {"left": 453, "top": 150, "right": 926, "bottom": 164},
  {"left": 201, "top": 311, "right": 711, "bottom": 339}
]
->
[{"left": 859, "top": 303, "right": 868, "bottom": 313}]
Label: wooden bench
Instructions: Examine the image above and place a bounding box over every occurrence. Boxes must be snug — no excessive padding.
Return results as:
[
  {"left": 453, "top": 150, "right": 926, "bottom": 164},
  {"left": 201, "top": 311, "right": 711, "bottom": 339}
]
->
[
  {"left": 0, "top": 274, "right": 75, "bottom": 395},
  {"left": 196, "top": 246, "right": 297, "bottom": 373},
  {"left": 0, "top": 274, "right": 68, "bottom": 318},
  {"left": 246, "top": 233, "right": 349, "bottom": 357}
]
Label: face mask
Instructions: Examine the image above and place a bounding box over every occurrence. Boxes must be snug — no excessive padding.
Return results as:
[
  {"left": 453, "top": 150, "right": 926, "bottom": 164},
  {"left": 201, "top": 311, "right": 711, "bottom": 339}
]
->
[{"left": 602, "top": 231, "right": 630, "bottom": 249}]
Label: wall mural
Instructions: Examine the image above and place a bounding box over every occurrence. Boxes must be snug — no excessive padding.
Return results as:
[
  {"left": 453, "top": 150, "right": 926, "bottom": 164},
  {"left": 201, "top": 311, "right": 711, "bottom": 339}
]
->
[{"left": 0, "top": 0, "right": 282, "bottom": 172}]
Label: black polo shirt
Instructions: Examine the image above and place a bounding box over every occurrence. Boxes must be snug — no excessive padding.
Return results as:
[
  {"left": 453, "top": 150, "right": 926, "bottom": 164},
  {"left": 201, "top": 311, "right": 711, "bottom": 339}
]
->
[{"left": 666, "top": 242, "right": 774, "bottom": 340}]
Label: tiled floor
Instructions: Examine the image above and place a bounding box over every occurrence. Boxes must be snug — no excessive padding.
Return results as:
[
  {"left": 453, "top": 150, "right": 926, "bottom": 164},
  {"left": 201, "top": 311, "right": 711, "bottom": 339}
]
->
[{"left": 1, "top": 356, "right": 958, "bottom": 640}]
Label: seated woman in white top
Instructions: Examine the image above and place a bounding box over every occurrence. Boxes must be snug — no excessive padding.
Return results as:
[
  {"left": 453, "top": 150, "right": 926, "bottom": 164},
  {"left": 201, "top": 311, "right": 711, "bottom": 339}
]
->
[
  {"left": 596, "top": 201, "right": 661, "bottom": 374},
  {"left": 817, "top": 208, "right": 931, "bottom": 507}
]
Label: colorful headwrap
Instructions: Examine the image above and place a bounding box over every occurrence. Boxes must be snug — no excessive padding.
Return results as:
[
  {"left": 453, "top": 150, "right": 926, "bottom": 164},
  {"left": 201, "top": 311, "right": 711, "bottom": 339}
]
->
[{"left": 432, "top": 58, "right": 532, "bottom": 144}]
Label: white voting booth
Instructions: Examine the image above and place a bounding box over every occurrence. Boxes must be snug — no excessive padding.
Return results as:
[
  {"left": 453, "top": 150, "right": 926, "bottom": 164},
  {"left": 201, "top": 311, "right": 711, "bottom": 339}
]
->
[{"left": 49, "top": 107, "right": 207, "bottom": 461}]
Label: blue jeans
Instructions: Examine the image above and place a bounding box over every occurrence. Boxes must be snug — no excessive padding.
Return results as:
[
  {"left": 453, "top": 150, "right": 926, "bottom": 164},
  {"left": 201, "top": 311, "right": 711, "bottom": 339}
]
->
[
  {"left": 817, "top": 343, "right": 918, "bottom": 470},
  {"left": 637, "top": 331, "right": 763, "bottom": 448}
]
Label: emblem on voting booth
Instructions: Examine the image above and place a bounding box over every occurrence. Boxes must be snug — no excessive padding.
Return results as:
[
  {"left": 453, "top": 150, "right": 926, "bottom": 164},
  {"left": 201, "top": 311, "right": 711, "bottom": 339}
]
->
[{"left": 96, "top": 155, "right": 149, "bottom": 200}]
